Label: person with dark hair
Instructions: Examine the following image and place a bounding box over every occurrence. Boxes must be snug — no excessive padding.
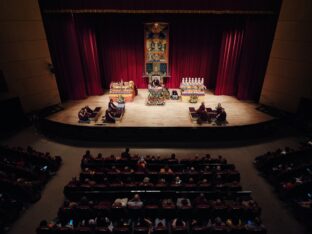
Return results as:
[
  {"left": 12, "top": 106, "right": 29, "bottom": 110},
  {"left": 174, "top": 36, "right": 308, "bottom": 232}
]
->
[
  {"left": 108, "top": 99, "right": 118, "bottom": 112},
  {"left": 215, "top": 103, "right": 223, "bottom": 113},
  {"left": 177, "top": 197, "right": 192, "bottom": 209},
  {"left": 121, "top": 148, "right": 131, "bottom": 160},
  {"left": 196, "top": 102, "right": 206, "bottom": 114},
  {"left": 216, "top": 108, "right": 227, "bottom": 122},
  {"left": 171, "top": 218, "right": 187, "bottom": 229},
  {"left": 104, "top": 110, "right": 116, "bottom": 123},
  {"left": 83, "top": 150, "right": 92, "bottom": 159},
  {"left": 97, "top": 153, "right": 103, "bottom": 159},
  {"left": 160, "top": 165, "right": 173, "bottom": 174},
  {"left": 167, "top": 153, "right": 178, "bottom": 163},
  {"left": 128, "top": 194, "right": 143, "bottom": 208},
  {"left": 193, "top": 193, "right": 208, "bottom": 207}
]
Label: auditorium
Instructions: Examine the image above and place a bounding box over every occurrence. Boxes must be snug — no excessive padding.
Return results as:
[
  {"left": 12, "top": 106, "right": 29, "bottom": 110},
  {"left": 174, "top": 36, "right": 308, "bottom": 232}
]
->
[{"left": 0, "top": 0, "right": 312, "bottom": 234}]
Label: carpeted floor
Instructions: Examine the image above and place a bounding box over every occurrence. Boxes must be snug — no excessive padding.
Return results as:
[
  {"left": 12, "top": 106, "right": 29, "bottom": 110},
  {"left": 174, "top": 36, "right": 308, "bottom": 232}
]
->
[{"left": 1, "top": 127, "right": 309, "bottom": 234}]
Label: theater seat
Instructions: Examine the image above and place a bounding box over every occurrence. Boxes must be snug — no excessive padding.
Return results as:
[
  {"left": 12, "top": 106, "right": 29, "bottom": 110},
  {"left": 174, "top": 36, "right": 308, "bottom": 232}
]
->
[
  {"left": 171, "top": 227, "right": 188, "bottom": 234},
  {"left": 210, "top": 228, "right": 227, "bottom": 234},
  {"left": 133, "top": 227, "right": 149, "bottom": 234},
  {"left": 55, "top": 227, "right": 74, "bottom": 234},
  {"left": 191, "top": 226, "right": 208, "bottom": 234},
  {"left": 74, "top": 227, "right": 91, "bottom": 234},
  {"left": 114, "top": 227, "right": 130, "bottom": 234},
  {"left": 37, "top": 227, "right": 53, "bottom": 234},
  {"left": 153, "top": 227, "right": 168, "bottom": 234},
  {"left": 246, "top": 229, "right": 267, "bottom": 234},
  {"left": 94, "top": 227, "right": 110, "bottom": 234}
]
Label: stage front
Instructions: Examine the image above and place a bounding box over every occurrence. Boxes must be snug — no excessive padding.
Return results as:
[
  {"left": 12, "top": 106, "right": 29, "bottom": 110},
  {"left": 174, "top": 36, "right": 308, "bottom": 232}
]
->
[{"left": 41, "top": 90, "right": 279, "bottom": 142}]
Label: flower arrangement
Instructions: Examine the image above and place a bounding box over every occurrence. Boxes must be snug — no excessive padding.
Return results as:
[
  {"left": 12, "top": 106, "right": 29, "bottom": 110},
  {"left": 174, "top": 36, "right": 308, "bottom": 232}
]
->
[
  {"left": 117, "top": 95, "right": 125, "bottom": 104},
  {"left": 189, "top": 95, "right": 198, "bottom": 103}
]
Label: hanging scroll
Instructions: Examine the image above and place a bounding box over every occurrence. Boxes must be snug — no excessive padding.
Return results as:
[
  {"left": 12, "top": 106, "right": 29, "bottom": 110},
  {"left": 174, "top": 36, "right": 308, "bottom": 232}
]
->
[{"left": 144, "top": 22, "right": 169, "bottom": 77}]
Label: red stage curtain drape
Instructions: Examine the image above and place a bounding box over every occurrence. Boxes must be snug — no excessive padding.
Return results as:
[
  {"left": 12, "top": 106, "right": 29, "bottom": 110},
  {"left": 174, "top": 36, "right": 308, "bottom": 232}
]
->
[
  {"left": 215, "top": 25, "right": 244, "bottom": 96},
  {"left": 96, "top": 16, "right": 146, "bottom": 88},
  {"left": 44, "top": 14, "right": 103, "bottom": 100},
  {"left": 75, "top": 15, "right": 103, "bottom": 96},
  {"left": 168, "top": 20, "right": 221, "bottom": 89},
  {"left": 44, "top": 14, "right": 87, "bottom": 100}
]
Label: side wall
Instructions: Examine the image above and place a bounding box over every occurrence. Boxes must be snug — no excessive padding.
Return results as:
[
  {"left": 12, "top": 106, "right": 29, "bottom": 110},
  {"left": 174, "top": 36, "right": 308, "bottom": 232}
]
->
[
  {"left": 260, "top": 0, "right": 312, "bottom": 112},
  {"left": 0, "top": 0, "right": 60, "bottom": 112}
]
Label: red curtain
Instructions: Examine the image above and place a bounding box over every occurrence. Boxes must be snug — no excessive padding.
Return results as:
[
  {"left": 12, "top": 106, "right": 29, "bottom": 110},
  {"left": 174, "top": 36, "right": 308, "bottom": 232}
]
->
[
  {"left": 215, "top": 25, "right": 244, "bottom": 96},
  {"left": 97, "top": 16, "right": 146, "bottom": 88},
  {"left": 44, "top": 14, "right": 87, "bottom": 100},
  {"left": 75, "top": 15, "right": 103, "bottom": 96},
  {"left": 168, "top": 20, "right": 221, "bottom": 89}
]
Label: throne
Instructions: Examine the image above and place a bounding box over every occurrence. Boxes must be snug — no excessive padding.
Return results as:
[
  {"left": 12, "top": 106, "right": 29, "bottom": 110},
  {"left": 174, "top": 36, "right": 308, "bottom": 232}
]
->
[{"left": 151, "top": 75, "right": 161, "bottom": 84}]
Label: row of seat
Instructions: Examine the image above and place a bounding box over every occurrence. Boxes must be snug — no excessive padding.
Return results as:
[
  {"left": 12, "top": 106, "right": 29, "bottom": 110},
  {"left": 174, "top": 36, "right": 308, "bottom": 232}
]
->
[
  {"left": 0, "top": 145, "right": 62, "bottom": 233},
  {"left": 37, "top": 152, "right": 266, "bottom": 234},
  {"left": 253, "top": 142, "right": 312, "bottom": 230}
]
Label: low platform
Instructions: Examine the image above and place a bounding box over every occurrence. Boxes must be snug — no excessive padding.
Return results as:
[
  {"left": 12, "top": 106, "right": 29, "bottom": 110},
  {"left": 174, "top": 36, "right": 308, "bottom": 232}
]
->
[{"left": 41, "top": 89, "right": 279, "bottom": 142}]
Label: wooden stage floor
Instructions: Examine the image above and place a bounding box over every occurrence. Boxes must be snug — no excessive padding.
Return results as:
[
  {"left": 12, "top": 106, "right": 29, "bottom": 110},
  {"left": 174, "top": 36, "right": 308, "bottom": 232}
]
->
[{"left": 47, "top": 89, "right": 274, "bottom": 128}]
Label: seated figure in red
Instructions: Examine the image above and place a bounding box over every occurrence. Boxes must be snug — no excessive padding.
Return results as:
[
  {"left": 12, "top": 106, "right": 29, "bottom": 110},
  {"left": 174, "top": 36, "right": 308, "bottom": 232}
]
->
[
  {"left": 216, "top": 108, "right": 227, "bottom": 122},
  {"left": 78, "top": 106, "right": 92, "bottom": 121},
  {"left": 196, "top": 102, "right": 206, "bottom": 114},
  {"left": 215, "top": 103, "right": 223, "bottom": 113},
  {"left": 196, "top": 102, "right": 209, "bottom": 122},
  {"left": 108, "top": 99, "right": 118, "bottom": 112},
  {"left": 104, "top": 110, "right": 116, "bottom": 123}
]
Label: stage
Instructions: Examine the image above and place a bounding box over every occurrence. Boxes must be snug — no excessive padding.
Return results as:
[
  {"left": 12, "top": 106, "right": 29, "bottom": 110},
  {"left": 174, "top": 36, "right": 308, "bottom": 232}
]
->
[
  {"left": 47, "top": 89, "right": 273, "bottom": 127},
  {"left": 40, "top": 90, "right": 279, "bottom": 142}
]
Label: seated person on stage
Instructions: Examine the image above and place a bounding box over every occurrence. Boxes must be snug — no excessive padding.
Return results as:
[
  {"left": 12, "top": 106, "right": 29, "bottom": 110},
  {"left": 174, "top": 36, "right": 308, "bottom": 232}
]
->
[
  {"left": 196, "top": 102, "right": 206, "bottom": 114},
  {"left": 171, "top": 90, "right": 179, "bottom": 100},
  {"left": 215, "top": 103, "right": 223, "bottom": 113},
  {"left": 196, "top": 102, "right": 209, "bottom": 122},
  {"left": 104, "top": 110, "right": 116, "bottom": 123},
  {"left": 78, "top": 106, "right": 91, "bottom": 121},
  {"left": 216, "top": 108, "right": 227, "bottom": 122},
  {"left": 152, "top": 79, "right": 160, "bottom": 87},
  {"left": 108, "top": 99, "right": 118, "bottom": 113},
  {"left": 85, "top": 105, "right": 93, "bottom": 114}
]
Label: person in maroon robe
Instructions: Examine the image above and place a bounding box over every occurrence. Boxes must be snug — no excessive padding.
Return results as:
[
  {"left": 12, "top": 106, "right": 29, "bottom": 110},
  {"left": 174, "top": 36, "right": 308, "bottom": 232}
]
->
[{"left": 196, "top": 102, "right": 206, "bottom": 114}]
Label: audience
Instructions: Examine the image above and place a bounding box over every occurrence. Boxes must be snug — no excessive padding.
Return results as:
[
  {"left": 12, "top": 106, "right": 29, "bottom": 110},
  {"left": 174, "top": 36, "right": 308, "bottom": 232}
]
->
[
  {"left": 37, "top": 150, "right": 268, "bottom": 234},
  {"left": 0, "top": 145, "right": 61, "bottom": 232}
]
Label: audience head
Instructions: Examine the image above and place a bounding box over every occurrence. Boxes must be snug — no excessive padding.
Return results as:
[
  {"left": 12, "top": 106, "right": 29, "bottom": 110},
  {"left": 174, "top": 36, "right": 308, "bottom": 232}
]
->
[
  {"left": 143, "top": 177, "right": 150, "bottom": 183},
  {"left": 133, "top": 194, "right": 141, "bottom": 201}
]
